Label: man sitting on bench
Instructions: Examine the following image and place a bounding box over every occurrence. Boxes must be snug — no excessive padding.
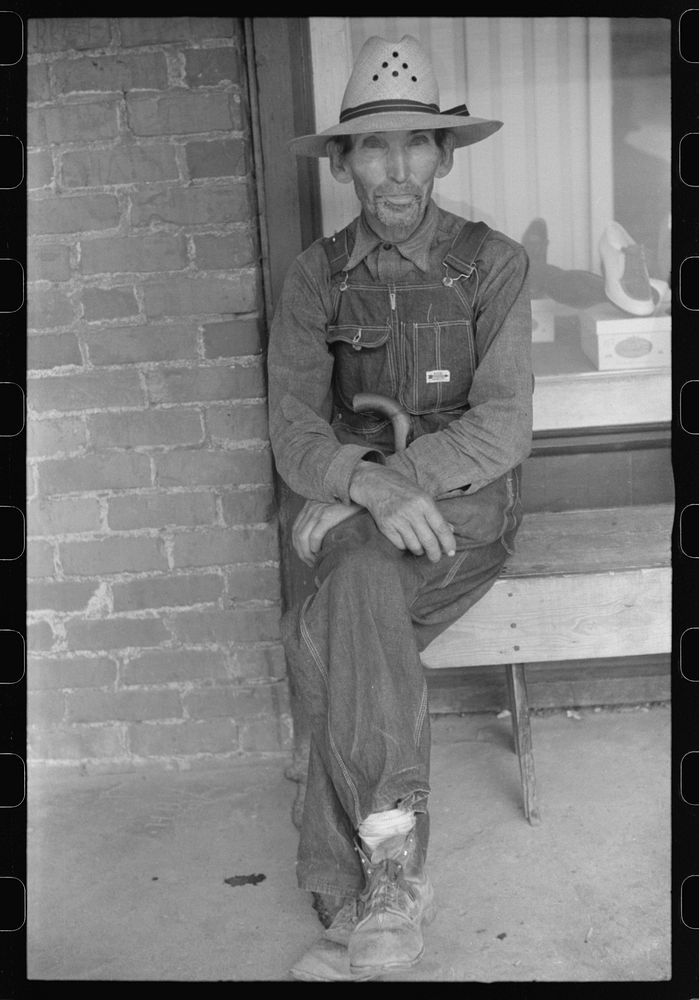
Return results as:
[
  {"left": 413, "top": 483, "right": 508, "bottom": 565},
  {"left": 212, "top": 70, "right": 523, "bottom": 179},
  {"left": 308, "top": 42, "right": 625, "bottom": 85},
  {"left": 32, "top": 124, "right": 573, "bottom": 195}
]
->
[{"left": 267, "top": 34, "right": 533, "bottom": 981}]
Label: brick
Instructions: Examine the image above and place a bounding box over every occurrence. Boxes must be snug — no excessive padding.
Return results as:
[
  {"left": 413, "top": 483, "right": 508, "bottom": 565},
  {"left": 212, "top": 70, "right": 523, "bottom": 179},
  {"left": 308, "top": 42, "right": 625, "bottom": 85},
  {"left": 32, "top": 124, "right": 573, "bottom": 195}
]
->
[
  {"left": 107, "top": 492, "right": 216, "bottom": 530},
  {"left": 146, "top": 364, "right": 265, "bottom": 404},
  {"left": 30, "top": 244, "right": 71, "bottom": 282},
  {"left": 118, "top": 18, "right": 234, "bottom": 48},
  {"left": 64, "top": 618, "right": 171, "bottom": 655},
  {"left": 112, "top": 573, "right": 222, "bottom": 612},
  {"left": 27, "top": 286, "right": 77, "bottom": 330},
  {"left": 28, "top": 497, "right": 101, "bottom": 536},
  {"left": 27, "top": 150, "right": 53, "bottom": 190},
  {"left": 193, "top": 232, "right": 256, "bottom": 270},
  {"left": 183, "top": 681, "right": 281, "bottom": 721},
  {"left": 155, "top": 448, "right": 272, "bottom": 488},
  {"left": 240, "top": 714, "right": 293, "bottom": 753},
  {"left": 82, "top": 286, "right": 140, "bottom": 322},
  {"left": 87, "top": 408, "right": 203, "bottom": 448},
  {"left": 27, "top": 539, "right": 56, "bottom": 578},
  {"left": 202, "top": 318, "right": 261, "bottom": 357},
  {"left": 167, "top": 606, "right": 281, "bottom": 646},
  {"left": 206, "top": 402, "right": 268, "bottom": 442},
  {"left": 172, "top": 525, "right": 278, "bottom": 567},
  {"left": 28, "top": 690, "right": 65, "bottom": 727},
  {"left": 28, "top": 193, "right": 120, "bottom": 236},
  {"left": 39, "top": 452, "right": 151, "bottom": 495},
  {"left": 28, "top": 655, "right": 117, "bottom": 689},
  {"left": 28, "top": 63, "right": 50, "bottom": 103},
  {"left": 29, "top": 725, "right": 125, "bottom": 762},
  {"left": 185, "top": 139, "right": 247, "bottom": 180},
  {"left": 28, "top": 18, "right": 112, "bottom": 53},
  {"left": 144, "top": 274, "right": 259, "bottom": 319},
  {"left": 230, "top": 644, "right": 287, "bottom": 681},
  {"left": 80, "top": 233, "right": 186, "bottom": 274},
  {"left": 184, "top": 47, "right": 240, "bottom": 87},
  {"left": 66, "top": 687, "right": 181, "bottom": 723},
  {"left": 220, "top": 487, "right": 276, "bottom": 526},
  {"left": 60, "top": 535, "right": 166, "bottom": 576},
  {"left": 126, "top": 91, "right": 234, "bottom": 136},
  {"left": 122, "top": 648, "right": 227, "bottom": 685},
  {"left": 83, "top": 324, "right": 198, "bottom": 366},
  {"left": 28, "top": 619, "right": 56, "bottom": 653},
  {"left": 28, "top": 332, "right": 82, "bottom": 370},
  {"left": 226, "top": 565, "right": 280, "bottom": 604},
  {"left": 63, "top": 144, "right": 179, "bottom": 190},
  {"left": 27, "top": 416, "right": 88, "bottom": 458},
  {"left": 28, "top": 580, "right": 104, "bottom": 614},
  {"left": 130, "top": 184, "right": 250, "bottom": 227},
  {"left": 29, "top": 102, "right": 120, "bottom": 146},
  {"left": 145, "top": 273, "right": 259, "bottom": 319},
  {"left": 128, "top": 718, "right": 236, "bottom": 758},
  {"left": 53, "top": 52, "right": 169, "bottom": 95},
  {"left": 29, "top": 370, "right": 145, "bottom": 414}
]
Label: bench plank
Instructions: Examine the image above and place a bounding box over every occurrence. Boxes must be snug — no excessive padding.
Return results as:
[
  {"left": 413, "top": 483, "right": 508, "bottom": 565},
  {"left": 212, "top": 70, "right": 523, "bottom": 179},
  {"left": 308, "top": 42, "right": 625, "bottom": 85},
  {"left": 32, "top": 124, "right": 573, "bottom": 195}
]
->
[
  {"left": 421, "top": 567, "right": 670, "bottom": 668},
  {"left": 501, "top": 503, "right": 672, "bottom": 577}
]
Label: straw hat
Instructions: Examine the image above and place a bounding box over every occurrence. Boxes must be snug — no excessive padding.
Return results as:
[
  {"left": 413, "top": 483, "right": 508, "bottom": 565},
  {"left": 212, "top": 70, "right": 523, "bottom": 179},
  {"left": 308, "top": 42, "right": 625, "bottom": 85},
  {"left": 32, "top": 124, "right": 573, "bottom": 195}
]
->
[{"left": 289, "top": 34, "right": 502, "bottom": 157}]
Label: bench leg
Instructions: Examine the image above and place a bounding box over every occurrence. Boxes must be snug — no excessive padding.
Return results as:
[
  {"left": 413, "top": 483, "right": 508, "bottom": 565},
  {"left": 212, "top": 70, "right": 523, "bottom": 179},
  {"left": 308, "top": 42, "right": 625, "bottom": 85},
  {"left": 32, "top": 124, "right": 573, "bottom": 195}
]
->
[{"left": 505, "top": 663, "right": 541, "bottom": 826}]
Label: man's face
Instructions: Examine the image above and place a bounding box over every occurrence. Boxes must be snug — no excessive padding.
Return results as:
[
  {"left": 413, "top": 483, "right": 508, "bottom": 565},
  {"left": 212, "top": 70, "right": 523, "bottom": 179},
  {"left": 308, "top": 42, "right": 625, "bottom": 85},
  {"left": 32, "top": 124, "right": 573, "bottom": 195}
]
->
[{"left": 328, "top": 129, "right": 454, "bottom": 242}]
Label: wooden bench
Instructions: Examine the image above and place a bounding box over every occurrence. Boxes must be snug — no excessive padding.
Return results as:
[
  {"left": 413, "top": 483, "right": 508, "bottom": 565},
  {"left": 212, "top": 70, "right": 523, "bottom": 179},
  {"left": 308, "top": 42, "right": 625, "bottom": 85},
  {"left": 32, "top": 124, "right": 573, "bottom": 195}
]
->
[{"left": 420, "top": 502, "right": 673, "bottom": 825}]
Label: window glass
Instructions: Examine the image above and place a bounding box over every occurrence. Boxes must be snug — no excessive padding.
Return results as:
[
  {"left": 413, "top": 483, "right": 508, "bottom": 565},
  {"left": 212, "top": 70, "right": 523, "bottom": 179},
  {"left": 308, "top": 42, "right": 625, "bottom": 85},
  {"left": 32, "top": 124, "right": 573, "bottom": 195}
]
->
[{"left": 310, "top": 17, "right": 671, "bottom": 432}]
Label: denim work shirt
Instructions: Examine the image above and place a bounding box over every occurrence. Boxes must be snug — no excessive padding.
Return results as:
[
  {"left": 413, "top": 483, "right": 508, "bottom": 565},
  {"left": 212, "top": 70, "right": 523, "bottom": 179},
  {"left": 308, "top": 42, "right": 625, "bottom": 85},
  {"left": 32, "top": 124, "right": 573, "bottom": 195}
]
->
[{"left": 267, "top": 200, "right": 533, "bottom": 504}]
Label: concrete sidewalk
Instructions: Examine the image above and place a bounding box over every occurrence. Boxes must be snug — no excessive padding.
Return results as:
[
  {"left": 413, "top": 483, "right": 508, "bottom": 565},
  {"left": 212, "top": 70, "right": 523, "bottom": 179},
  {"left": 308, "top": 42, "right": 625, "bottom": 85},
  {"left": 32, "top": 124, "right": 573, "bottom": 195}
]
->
[{"left": 28, "top": 705, "right": 670, "bottom": 982}]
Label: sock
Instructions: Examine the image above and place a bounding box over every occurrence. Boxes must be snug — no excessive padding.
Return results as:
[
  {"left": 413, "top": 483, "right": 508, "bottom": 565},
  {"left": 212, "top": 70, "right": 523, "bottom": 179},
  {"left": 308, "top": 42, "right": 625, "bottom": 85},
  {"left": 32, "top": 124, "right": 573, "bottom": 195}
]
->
[{"left": 358, "top": 808, "right": 415, "bottom": 854}]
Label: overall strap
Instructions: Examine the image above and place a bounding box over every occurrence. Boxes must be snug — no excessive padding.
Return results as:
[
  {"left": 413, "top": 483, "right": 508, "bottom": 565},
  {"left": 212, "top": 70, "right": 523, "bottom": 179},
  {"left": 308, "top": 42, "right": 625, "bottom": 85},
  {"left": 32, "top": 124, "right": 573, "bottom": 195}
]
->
[
  {"left": 321, "top": 221, "right": 357, "bottom": 276},
  {"left": 443, "top": 220, "right": 491, "bottom": 277}
]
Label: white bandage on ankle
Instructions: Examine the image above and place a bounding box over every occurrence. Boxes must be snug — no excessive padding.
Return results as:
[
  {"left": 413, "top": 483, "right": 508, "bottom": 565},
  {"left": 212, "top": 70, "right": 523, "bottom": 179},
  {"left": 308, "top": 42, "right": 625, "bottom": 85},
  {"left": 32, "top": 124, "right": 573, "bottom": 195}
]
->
[{"left": 358, "top": 808, "right": 415, "bottom": 853}]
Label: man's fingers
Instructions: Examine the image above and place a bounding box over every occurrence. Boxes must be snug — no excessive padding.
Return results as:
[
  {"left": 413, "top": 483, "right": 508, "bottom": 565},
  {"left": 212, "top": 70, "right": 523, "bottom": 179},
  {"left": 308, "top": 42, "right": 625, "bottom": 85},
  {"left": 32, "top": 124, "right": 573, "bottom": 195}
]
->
[{"left": 425, "top": 510, "right": 457, "bottom": 556}]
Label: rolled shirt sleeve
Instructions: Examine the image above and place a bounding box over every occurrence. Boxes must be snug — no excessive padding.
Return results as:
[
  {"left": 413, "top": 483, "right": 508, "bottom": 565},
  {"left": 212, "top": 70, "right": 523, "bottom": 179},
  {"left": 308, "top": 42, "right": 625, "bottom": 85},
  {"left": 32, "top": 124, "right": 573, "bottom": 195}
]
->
[
  {"left": 267, "top": 246, "right": 383, "bottom": 504},
  {"left": 384, "top": 236, "right": 533, "bottom": 497}
]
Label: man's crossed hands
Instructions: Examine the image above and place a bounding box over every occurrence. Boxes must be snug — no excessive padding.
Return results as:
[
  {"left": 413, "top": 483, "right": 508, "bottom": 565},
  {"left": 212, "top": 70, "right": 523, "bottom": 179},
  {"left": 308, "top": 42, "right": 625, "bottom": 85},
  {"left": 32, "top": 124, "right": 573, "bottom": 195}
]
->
[{"left": 292, "top": 460, "right": 456, "bottom": 567}]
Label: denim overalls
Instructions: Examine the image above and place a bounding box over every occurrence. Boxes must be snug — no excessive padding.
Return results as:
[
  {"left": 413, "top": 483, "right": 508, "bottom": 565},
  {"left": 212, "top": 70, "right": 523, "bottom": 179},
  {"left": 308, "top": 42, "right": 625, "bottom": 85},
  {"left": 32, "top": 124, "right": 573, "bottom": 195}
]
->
[
  {"left": 324, "top": 219, "right": 491, "bottom": 456},
  {"left": 283, "top": 220, "right": 525, "bottom": 900}
]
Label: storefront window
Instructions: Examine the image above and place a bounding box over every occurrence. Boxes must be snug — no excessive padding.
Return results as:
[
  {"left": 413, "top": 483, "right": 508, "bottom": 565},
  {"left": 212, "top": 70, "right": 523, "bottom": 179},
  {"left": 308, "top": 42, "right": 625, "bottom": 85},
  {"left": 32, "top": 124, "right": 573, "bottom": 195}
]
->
[{"left": 309, "top": 17, "right": 671, "bottom": 434}]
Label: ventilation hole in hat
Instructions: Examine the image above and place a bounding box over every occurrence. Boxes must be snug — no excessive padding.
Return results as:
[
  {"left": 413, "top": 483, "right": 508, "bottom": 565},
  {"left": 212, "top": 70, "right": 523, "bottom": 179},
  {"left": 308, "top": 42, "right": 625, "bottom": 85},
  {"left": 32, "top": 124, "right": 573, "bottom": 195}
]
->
[
  {"left": 382, "top": 61, "right": 388, "bottom": 68},
  {"left": 372, "top": 74, "right": 379, "bottom": 81},
  {"left": 402, "top": 63, "right": 408, "bottom": 69},
  {"left": 392, "top": 70, "right": 398, "bottom": 77},
  {"left": 411, "top": 76, "right": 417, "bottom": 82},
  {"left": 392, "top": 51, "right": 399, "bottom": 57}
]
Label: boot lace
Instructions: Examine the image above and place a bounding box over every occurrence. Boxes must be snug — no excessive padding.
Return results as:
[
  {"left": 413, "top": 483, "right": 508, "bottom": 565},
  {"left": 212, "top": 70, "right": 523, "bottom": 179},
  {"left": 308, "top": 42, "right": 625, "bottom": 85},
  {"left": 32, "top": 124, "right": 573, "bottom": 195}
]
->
[{"left": 360, "top": 858, "right": 417, "bottom": 919}]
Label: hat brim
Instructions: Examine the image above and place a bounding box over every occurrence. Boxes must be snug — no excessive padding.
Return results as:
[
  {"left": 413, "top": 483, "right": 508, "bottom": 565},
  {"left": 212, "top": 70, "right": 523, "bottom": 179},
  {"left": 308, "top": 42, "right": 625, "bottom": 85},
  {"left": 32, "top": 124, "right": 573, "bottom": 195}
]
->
[{"left": 288, "top": 113, "right": 503, "bottom": 157}]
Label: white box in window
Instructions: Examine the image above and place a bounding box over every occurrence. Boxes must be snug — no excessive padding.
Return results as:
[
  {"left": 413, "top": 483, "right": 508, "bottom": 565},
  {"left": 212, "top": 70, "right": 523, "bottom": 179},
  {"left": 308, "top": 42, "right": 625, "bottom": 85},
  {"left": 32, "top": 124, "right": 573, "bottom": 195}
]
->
[{"left": 579, "top": 303, "right": 671, "bottom": 370}]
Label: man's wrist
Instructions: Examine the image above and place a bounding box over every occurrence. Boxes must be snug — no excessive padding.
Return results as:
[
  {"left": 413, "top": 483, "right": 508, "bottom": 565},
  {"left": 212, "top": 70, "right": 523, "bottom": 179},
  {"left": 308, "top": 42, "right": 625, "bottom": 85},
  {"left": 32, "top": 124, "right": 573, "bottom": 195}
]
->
[{"left": 348, "top": 460, "right": 382, "bottom": 505}]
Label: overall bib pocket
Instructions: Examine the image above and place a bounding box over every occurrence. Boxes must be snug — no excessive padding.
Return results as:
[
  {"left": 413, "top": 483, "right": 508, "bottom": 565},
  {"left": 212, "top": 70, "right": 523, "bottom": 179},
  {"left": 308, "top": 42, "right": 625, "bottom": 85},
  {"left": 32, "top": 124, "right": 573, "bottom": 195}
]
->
[
  {"left": 403, "top": 318, "right": 475, "bottom": 413},
  {"left": 327, "top": 323, "right": 396, "bottom": 410}
]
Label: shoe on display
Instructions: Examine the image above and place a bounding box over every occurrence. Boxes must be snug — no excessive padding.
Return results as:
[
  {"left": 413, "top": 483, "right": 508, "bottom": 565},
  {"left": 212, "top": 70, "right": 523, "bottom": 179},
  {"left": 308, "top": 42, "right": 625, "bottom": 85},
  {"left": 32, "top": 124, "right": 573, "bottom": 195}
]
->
[
  {"left": 599, "top": 221, "right": 655, "bottom": 316},
  {"left": 348, "top": 828, "right": 437, "bottom": 977}
]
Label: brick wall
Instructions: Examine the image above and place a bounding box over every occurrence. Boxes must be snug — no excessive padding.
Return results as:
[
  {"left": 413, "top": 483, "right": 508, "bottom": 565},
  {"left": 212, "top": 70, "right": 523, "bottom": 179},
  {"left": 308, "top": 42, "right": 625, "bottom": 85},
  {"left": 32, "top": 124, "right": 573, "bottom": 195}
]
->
[{"left": 27, "top": 17, "right": 292, "bottom": 771}]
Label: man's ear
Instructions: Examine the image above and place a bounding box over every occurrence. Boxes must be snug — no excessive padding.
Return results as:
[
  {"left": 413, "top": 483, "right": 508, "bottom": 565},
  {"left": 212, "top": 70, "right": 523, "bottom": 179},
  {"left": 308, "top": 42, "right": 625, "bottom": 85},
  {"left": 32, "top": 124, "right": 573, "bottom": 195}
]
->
[
  {"left": 327, "top": 140, "right": 354, "bottom": 184},
  {"left": 434, "top": 131, "right": 455, "bottom": 179}
]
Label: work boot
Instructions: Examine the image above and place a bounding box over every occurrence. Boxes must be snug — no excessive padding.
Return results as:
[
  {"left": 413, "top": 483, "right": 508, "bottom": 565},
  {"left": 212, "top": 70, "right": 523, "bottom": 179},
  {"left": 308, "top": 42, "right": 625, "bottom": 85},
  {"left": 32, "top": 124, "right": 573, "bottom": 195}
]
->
[
  {"left": 290, "top": 897, "right": 366, "bottom": 981},
  {"left": 349, "top": 828, "right": 437, "bottom": 977}
]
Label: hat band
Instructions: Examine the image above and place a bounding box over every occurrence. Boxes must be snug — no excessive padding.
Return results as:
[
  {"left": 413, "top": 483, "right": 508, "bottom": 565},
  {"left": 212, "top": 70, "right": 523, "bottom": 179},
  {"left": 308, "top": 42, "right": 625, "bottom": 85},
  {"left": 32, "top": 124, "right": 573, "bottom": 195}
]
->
[{"left": 339, "top": 98, "right": 441, "bottom": 123}]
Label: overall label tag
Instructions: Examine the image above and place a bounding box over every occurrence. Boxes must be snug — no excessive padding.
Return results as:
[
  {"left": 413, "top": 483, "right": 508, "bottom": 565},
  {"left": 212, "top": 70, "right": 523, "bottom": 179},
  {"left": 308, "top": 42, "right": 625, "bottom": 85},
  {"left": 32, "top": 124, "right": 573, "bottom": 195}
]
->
[{"left": 426, "top": 369, "right": 451, "bottom": 383}]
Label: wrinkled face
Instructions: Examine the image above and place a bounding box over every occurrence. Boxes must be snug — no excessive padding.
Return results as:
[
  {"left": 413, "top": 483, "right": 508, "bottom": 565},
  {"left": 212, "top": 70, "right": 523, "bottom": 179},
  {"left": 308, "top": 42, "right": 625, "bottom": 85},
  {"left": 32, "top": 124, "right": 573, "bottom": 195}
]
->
[{"left": 328, "top": 129, "right": 454, "bottom": 242}]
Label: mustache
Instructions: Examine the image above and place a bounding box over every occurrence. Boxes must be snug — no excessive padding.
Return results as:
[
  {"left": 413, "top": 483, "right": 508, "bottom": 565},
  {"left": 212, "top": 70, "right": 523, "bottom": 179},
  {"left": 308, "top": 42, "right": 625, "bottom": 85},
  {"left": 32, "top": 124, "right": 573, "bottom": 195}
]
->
[{"left": 375, "top": 188, "right": 422, "bottom": 199}]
